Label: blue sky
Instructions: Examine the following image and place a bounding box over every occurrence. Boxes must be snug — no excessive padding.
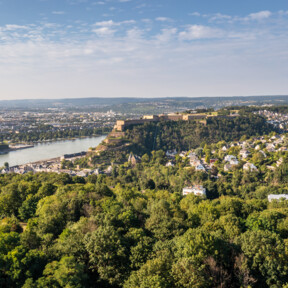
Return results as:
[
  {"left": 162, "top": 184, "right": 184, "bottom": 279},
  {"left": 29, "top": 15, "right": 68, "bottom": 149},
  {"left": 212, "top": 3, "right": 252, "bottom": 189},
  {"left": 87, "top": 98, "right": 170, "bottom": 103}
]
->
[{"left": 0, "top": 0, "right": 287, "bottom": 99}]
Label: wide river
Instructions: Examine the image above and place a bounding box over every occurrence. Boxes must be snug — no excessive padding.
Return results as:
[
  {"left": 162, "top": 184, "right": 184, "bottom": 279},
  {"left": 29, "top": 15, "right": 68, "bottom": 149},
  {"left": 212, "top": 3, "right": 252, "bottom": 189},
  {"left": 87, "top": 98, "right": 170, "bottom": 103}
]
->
[{"left": 0, "top": 135, "right": 106, "bottom": 167}]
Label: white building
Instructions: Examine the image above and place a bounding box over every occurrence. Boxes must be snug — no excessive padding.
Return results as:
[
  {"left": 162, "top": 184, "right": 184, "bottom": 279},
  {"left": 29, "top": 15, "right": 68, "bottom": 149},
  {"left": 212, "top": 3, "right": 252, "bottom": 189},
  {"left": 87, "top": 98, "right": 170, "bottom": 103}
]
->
[
  {"left": 179, "top": 151, "right": 187, "bottom": 157},
  {"left": 224, "top": 155, "right": 237, "bottom": 162},
  {"left": 166, "top": 149, "right": 177, "bottom": 157},
  {"left": 230, "top": 158, "right": 239, "bottom": 166},
  {"left": 255, "top": 144, "right": 261, "bottom": 150},
  {"left": 222, "top": 146, "right": 228, "bottom": 152},
  {"left": 183, "top": 185, "right": 206, "bottom": 196},
  {"left": 243, "top": 163, "right": 258, "bottom": 172},
  {"left": 195, "top": 164, "right": 206, "bottom": 172},
  {"left": 268, "top": 194, "right": 288, "bottom": 202},
  {"left": 165, "top": 161, "right": 175, "bottom": 167},
  {"left": 259, "top": 150, "right": 267, "bottom": 158},
  {"left": 239, "top": 149, "right": 250, "bottom": 159}
]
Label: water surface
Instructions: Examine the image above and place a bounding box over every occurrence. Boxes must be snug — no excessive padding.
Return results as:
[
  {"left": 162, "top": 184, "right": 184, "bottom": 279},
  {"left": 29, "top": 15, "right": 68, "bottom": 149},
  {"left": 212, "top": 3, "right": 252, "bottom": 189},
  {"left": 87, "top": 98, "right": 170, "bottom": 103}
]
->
[{"left": 0, "top": 136, "right": 106, "bottom": 167}]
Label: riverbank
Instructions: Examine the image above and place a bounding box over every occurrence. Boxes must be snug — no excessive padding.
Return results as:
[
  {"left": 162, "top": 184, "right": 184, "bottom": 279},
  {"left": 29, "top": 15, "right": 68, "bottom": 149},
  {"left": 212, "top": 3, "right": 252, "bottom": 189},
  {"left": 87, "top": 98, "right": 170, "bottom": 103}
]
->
[
  {"left": 8, "top": 134, "right": 108, "bottom": 146},
  {"left": 0, "top": 144, "right": 34, "bottom": 155},
  {"left": 0, "top": 135, "right": 106, "bottom": 167}
]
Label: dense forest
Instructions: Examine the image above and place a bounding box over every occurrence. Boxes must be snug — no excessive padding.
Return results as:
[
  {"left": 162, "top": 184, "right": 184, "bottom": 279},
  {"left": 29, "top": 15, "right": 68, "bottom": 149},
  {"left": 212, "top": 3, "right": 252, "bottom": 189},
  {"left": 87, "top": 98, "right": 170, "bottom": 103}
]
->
[
  {"left": 1, "top": 147, "right": 288, "bottom": 287},
  {"left": 124, "top": 114, "right": 276, "bottom": 154}
]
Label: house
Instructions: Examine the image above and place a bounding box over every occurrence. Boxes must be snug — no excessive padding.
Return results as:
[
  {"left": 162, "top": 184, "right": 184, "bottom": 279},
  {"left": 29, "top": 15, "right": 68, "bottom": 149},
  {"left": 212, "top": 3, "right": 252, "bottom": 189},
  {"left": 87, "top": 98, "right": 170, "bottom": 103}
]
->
[
  {"left": 105, "top": 166, "right": 113, "bottom": 175},
  {"left": 166, "top": 149, "right": 177, "bottom": 157},
  {"left": 267, "top": 165, "right": 276, "bottom": 171},
  {"left": 243, "top": 163, "right": 258, "bottom": 172},
  {"left": 165, "top": 161, "right": 175, "bottom": 167},
  {"left": 190, "top": 154, "right": 201, "bottom": 167},
  {"left": 76, "top": 171, "right": 87, "bottom": 177},
  {"left": 274, "top": 138, "right": 284, "bottom": 145},
  {"left": 210, "top": 159, "right": 218, "bottom": 166},
  {"left": 278, "top": 147, "right": 288, "bottom": 152},
  {"left": 128, "top": 153, "right": 141, "bottom": 166},
  {"left": 183, "top": 185, "right": 206, "bottom": 196},
  {"left": 224, "top": 163, "right": 232, "bottom": 172},
  {"left": 195, "top": 164, "right": 206, "bottom": 172},
  {"left": 230, "top": 158, "right": 239, "bottom": 166},
  {"left": 259, "top": 150, "right": 267, "bottom": 158},
  {"left": 92, "top": 169, "right": 102, "bottom": 175},
  {"left": 268, "top": 194, "right": 288, "bottom": 202},
  {"left": 255, "top": 145, "right": 261, "bottom": 150},
  {"left": 271, "top": 135, "right": 281, "bottom": 140},
  {"left": 266, "top": 143, "right": 275, "bottom": 152},
  {"left": 222, "top": 146, "right": 228, "bottom": 152},
  {"left": 0, "top": 169, "right": 8, "bottom": 174},
  {"left": 188, "top": 152, "right": 198, "bottom": 159},
  {"left": 239, "top": 149, "right": 250, "bottom": 159},
  {"left": 224, "top": 155, "right": 237, "bottom": 162},
  {"left": 179, "top": 151, "right": 187, "bottom": 157},
  {"left": 276, "top": 158, "right": 283, "bottom": 167}
]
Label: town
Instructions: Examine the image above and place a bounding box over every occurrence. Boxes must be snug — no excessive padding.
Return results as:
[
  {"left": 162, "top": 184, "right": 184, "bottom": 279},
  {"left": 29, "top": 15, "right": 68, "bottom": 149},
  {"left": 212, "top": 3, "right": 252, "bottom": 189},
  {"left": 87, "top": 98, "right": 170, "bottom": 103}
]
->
[
  {"left": 0, "top": 108, "right": 124, "bottom": 143},
  {"left": 2, "top": 112, "right": 288, "bottom": 203}
]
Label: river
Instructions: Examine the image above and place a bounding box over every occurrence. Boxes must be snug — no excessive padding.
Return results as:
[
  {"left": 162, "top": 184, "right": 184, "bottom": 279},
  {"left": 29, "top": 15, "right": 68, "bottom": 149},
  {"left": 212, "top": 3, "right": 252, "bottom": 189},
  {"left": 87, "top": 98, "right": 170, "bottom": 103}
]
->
[{"left": 0, "top": 135, "right": 106, "bottom": 167}]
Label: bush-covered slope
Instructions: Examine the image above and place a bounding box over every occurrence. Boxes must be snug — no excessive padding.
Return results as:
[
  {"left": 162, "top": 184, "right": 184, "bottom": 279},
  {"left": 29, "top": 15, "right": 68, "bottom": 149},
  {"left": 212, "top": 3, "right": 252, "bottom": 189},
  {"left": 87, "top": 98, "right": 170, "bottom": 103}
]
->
[{"left": 125, "top": 114, "right": 275, "bottom": 154}]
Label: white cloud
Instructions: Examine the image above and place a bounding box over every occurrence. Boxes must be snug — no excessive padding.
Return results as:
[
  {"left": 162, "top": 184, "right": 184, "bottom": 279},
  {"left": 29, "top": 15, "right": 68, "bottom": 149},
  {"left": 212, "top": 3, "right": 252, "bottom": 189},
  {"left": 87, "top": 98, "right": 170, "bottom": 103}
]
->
[
  {"left": 179, "top": 25, "right": 224, "bottom": 40},
  {"left": 94, "top": 20, "right": 115, "bottom": 27},
  {"left": 189, "top": 12, "right": 201, "bottom": 17},
  {"left": 94, "top": 19, "right": 135, "bottom": 27},
  {"left": 52, "top": 11, "right": 66, "bottom": 15},
  {"left": 155, "top": 17, "right": 172, "bottom": 22},
  {"left": 208, "top": 13, "right": 232, "bottom": 22},
  {"left": 126, "top": 28, "right": 144, "bottom": 39},
  {"left": 92, "top": 26, "right": 116, "bottom": 36},
  {"left": 247, "top": 10, "right": 272, "bottom": 21},
  {"left": 156, "top": 28, "right": 177, "bottom": 42},
  {"left": 3, "top": 25, "right": 30, "bottom": 31}
]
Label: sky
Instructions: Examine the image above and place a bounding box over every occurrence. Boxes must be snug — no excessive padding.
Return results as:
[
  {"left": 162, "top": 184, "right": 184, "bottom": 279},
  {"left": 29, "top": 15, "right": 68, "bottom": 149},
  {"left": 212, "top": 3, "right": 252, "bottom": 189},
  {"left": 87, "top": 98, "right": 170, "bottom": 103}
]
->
[{"left": 0, "top": 0, "right": 287, "bottom": 100}]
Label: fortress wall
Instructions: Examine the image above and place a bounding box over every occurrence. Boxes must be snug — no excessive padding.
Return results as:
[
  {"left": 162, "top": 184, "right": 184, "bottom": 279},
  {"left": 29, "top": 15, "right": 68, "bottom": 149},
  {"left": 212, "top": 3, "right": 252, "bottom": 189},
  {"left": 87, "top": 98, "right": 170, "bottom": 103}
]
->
[{"left": 114, "top": 114, "right": 209, "bottom": 131}]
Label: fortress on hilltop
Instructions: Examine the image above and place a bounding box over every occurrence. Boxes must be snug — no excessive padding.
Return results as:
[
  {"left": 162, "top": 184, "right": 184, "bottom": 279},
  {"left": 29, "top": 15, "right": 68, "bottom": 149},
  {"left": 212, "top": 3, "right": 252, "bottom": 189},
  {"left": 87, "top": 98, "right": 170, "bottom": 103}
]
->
[
  {"left": 114, "top": 113, "right": 207, "bottom": 132},
  {"left": 92, "top": 111, "right": 239, "bottom": 152}
]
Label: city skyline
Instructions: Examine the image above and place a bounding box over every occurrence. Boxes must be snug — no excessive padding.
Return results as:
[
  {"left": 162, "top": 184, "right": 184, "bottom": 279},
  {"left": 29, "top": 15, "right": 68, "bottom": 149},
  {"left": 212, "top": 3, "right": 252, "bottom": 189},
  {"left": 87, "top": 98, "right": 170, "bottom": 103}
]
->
[{"left": 0, "top": 0, "right": 287, "bottom": 100}]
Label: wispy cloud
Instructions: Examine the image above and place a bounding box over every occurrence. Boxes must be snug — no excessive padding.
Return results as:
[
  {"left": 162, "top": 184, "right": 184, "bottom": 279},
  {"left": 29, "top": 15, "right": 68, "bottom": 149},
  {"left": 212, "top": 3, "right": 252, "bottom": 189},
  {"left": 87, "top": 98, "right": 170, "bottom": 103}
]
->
[
  {"left": 155, "top": 17, "right": 173, "bottom": 22},
  {"left": 179, "top": 25, "right": 224, "bottom": 40},
  {"left": 94, "top": 19, "right": 135, "bottom": 26},
  {"left": 92, "top": 26, "right": 116, "bottom": 36},
  {"left": 52, "top": 11, "right": 66, "bottom": 15},
  {"left": 191, "top": 10, "right": 274, "bottom": 23},
  {"left": 247, "top": 10, "right": 272, "bottom": 21}
]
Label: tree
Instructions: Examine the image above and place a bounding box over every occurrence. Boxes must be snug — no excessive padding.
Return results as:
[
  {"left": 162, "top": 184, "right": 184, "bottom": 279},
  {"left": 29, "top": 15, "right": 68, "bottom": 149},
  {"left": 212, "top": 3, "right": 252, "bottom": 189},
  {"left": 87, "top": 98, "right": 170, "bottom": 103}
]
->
[
  {"left": 84, "top": 225, "right": 129, "bottom": 286},
  {"left": 31, "top": 256, "right": 88, "bottom": 288},
  {"left": 238, "top": 230, "right": 288, "bottom": 287}
]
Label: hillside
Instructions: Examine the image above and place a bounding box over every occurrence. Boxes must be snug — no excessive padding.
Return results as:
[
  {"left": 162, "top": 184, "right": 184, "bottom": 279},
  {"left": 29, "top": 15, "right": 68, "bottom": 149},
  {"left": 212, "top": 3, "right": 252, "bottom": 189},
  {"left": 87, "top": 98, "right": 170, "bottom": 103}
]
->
[{"left": 121, "top": 114, "right": 276, "bottom": 154}]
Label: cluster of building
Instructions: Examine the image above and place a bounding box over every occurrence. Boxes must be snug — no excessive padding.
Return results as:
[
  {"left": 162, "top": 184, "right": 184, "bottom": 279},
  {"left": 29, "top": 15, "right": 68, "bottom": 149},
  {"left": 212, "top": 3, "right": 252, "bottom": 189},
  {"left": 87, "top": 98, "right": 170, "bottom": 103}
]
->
[
  {"left": 0, "top": 109, "right": 123, "bottom": 142},
  {"left": 255, "top": 110, "right": 288, "bottom": 130},
  {"left": 182, "top": 185, "right": 206, "bottom": 197},
  {"left": 167, "top": 133, "right": 288, "bottom": 197},
  {"left": 0, "top": 152, "right": 113, "bottom": 177}
]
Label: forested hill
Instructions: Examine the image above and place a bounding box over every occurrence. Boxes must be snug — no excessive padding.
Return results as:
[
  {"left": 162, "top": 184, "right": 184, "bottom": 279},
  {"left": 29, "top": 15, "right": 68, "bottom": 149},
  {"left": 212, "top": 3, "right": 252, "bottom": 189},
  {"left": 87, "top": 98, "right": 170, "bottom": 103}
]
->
[{"left": 124, "top": 114, "right": 276, "bottom": 153}]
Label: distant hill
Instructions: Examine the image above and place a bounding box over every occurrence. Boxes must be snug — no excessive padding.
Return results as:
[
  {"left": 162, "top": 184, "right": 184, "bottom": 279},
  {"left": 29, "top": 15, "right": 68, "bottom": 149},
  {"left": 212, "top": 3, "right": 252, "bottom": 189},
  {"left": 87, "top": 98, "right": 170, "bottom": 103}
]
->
[{"left": 0, "top": 95, "right": 288, "bottom": 114}]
